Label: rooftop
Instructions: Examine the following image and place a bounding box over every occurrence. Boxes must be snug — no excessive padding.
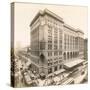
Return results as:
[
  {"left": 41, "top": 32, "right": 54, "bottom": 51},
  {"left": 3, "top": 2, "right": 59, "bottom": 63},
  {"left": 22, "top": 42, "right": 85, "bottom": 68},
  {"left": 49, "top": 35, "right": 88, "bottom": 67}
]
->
[
  {"left": 30, "top": 9, "right": 64, "bottom": 26},
  {"left": 76, "top": 29, "right": 84, "bottom": 34},
  {"left": 64, "top": 23, "right": 77, "bottom": 32},
  {"left": 30, "top": 9, "right": 84, "bottom": 34}
]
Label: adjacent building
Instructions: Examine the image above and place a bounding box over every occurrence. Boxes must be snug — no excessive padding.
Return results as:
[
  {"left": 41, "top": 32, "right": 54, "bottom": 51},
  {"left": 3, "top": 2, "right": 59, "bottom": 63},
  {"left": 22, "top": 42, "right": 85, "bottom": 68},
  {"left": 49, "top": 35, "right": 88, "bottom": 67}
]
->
[
  {"left": 84, "top": 38, "right": 88, "bottom": 60},
  {"left": 29, "top": 9, "right": 84, "bottom": 77}
]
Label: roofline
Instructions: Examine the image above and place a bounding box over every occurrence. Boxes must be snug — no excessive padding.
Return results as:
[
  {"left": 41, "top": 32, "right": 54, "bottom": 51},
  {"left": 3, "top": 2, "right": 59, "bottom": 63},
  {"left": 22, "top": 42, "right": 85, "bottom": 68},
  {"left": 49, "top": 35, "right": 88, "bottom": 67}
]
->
[
  {"left": 64, "top": 24, "right": 84, "bottom": 34},
  {"left": 30, "top": 9, "right": 64, "bottom": 26},
  {"left": 30, "top": 9, "right": 84, "bottom": 34},
  {"left": 64, "top": 24, "right": 77, "bottom": 32},
  {"left": 76, "top": 29, "right": 84, "bottom": 34},
  {"left": 30, "top": 10, "right": 43, "bottom": 26}
]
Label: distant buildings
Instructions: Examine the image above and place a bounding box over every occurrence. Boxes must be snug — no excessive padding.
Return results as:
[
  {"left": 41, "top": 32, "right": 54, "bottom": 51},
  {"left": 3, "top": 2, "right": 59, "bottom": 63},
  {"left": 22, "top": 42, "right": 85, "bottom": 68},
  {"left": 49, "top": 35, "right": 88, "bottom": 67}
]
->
[{"left": 30, "top": 9, "right": 85, "bottom": 77}]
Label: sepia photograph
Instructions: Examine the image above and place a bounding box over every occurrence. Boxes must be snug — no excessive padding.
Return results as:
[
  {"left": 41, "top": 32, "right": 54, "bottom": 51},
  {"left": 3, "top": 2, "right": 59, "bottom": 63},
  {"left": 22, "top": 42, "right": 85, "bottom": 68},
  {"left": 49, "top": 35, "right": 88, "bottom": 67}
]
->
[{"left": 11, "top": 2, "right": 88, "bottom": 87}]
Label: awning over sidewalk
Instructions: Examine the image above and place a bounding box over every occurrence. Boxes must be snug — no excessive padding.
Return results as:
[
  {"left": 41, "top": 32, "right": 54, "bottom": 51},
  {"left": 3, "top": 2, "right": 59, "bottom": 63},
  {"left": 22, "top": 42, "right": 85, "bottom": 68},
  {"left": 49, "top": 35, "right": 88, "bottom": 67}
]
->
[
  {"left": 54, "top": 69, "right": 65, "bottom": 75},
  {"left": 47, "top": 69, "right": 65, "bottom": 77},
  {"left": 64, "top": 59, "right": 85, "bottom": 69}
]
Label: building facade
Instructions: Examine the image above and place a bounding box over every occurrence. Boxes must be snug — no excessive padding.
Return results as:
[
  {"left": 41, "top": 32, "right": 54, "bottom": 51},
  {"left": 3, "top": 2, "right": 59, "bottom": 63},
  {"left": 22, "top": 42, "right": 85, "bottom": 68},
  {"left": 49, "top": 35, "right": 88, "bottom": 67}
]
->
[
  {"left": 30, "top": 9, "right": 84, "bottom": 76},
  {"left": 84, "top": 38, "right": 88, "bottom": 60}
]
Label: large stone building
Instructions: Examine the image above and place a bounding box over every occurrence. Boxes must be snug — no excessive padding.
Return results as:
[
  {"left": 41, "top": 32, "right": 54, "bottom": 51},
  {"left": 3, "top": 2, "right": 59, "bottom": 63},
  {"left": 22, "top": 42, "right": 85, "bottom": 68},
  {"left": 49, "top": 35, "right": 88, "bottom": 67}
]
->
[{"left": 29, "top": 9, "right": 84, "bottom": 76}]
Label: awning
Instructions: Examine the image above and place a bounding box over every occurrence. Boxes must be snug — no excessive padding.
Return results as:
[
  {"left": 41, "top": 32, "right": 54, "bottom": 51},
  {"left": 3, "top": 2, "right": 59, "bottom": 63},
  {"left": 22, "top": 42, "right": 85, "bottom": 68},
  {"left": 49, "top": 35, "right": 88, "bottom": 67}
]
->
[
  {"left": 47, "top": 73, "right": 53, "bottom": 78},
  {"left": 64, "top": 59, "right": 85, "bottom": 69},
  {"left": 54, "top": 69, "right": 65, "bottom": 75}
]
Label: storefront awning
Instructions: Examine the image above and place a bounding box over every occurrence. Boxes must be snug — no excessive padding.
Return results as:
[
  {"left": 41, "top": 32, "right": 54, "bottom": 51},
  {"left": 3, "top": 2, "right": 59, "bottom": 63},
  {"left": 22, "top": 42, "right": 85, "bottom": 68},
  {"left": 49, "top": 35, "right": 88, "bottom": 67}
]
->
[
  {"left": 64, "top": 59, "right": 85, "bottom": 69},
  {"left": 54, "top": 69, "right": 65, "bottom": 75}
]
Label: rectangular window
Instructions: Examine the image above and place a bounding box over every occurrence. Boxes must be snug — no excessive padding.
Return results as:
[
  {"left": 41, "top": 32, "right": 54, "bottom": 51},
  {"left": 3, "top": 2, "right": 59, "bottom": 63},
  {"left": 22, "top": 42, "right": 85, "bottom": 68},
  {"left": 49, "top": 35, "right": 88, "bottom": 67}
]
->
[
  {"left": 54, "top": 66, "right": 57, "bottom": 71},
  {"left": 48, "top": 40, "right": 52, "bottom": 43},
  {"left": 54, "top": 40, "right": 58, "bottom": 44},
  {"left": 59, "top": 51, "right": 62, "bottom": 55},
  {"left": 48, "top": 44, "right": 52, "bottom": 50},
  {"left": 48, "top": 63, "right": 52, "bottom": 66},
  {"left": 48, "top": 68, "right": 52, "bottom": 74},
  {"left": 40, "top": 42, "right": 45, "bottom": 50},
  {"left": 54, "top": 45, "right": 58, "bottom": 50},
  {"left": 59, "top": 60, "right": 62, "bottom": 63},
  {"left": 48, "top": 52, "right": 52, "bottom": 56},
  {"left": 54, "top": 51, "right": 58, "bottom": 56},
  {"left": 59, "top": 65, "right": 62, "bottom": 69},
  {"left": 54, "top": 61, "right": 58, "bottom": 64}
]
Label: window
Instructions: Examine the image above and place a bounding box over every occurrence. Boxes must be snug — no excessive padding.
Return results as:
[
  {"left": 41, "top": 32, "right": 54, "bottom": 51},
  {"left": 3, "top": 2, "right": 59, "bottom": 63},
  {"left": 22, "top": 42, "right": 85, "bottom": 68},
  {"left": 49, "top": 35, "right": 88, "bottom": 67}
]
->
[
  {"left": 40, "top": 42, "right": 45, "bottom": 50},
  {"left": 59, "top": 40, "right": 62, "bottom": 44},
  {"left": 48, "top": 62, "right": 52, "bottom": 66},
  {"left": 54, "top": 51, "right": 58, "bottom": 56},
  {"left": 48, "top": 44, "right": 52, "bottom": 50},
  {"left": 54, "top": 61, "right": 58, "bottom": 64},
  {"left": 48, "top": 40, "right": 52, "bottom": 43},
  {"left": 59, "top": 60, "right": 62, "bottom": 63},
  {"left": 48, "top": 52, "right": 52, "bottom": 56},
  {"left": 48, "top": 25, "right": 52, "bottom": 37},
  {"left": 48, "top": 37, "right": 52, "bottom": 41},
  {"left": 48, "top": 59, "right": 52, "bottom": 62},
  {"left": 59, "top": 30, "right": 62, "bottom": 40},
  {"left": 48, "top": 25, "right": 52, "bottom": 45},
  {"left": 48, "top": 68, "right": 52, "bottom": 74},
  {"left": 64, "top": 34, "right": 66, "bottom": 50},
  {"left": 54, "top": 40, "right": 58, "bottom": 43},
  {"left": 59, "top": 51, "right": 62, "bottom": 55},
  {"left": 54, "top": 45, "right": 58, "bottom": 50},
  {"left": 54, "top": 28, "right": 58, "bottom": 40},
  {"left": 59, "top": 65, "right": 62, "bottom": 69},
  {"left": 48, "top": 32, "right": 52, "bottom": 37},
  {"left": 54, "top": 66, "right": 57, "bottom": 71},
  {"left": 59, "top": 57, "right": 62, "bottom": 60},
  {"left": 64, "top": 53, "right": 66, "bottom": 60}
]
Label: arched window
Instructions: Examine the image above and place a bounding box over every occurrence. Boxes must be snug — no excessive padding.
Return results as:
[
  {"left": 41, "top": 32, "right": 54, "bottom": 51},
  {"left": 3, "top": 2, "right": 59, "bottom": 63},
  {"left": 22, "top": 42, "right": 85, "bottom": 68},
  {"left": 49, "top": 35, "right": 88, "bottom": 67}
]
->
[
  {"left": 48, "top": 68, "right": 52, "bottom": 74},
  {"left": 54, "top": 66, "right": 57, "bottom": 71},
  {"left": 73, "top": 52, "right": 74, "bottom": 58},
  {"left": 63, "top": 52, "right": 66, "bottom": 60},
  {"left": 67, "top": 52, "right": 69, "bottom": 59},
  {"left": 40, "top": 53, "right": 45, "bottom": 62}
]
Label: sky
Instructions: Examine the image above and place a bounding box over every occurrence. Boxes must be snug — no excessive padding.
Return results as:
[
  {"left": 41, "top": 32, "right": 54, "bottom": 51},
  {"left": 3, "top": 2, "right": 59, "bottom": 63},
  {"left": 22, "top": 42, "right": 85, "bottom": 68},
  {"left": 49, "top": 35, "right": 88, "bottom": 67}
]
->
[{"left": 14, "top": 2, "right": 88, "bottom": 49}]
